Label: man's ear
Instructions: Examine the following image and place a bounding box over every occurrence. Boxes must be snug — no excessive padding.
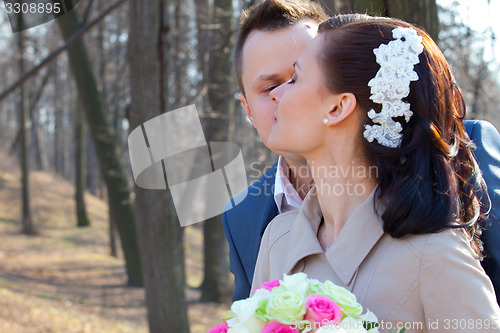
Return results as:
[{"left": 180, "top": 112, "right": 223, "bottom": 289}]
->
[
  {"left": 239, "top": 93, "right": 255, "bottom": 126},
  {"left": 325, "top": 93, "right": 357, "bottom": 126}
]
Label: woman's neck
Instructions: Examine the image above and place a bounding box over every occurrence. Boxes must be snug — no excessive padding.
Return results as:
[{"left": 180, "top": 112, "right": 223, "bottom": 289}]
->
[{"left": 307, "top": 150, "right": 378, "bottom": 248}]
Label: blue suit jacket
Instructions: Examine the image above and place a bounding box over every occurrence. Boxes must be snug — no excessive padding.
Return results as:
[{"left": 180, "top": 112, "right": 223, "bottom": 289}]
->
[
  {"left": 222, "top": 163, "right": 278, "bottom": 301},
  {"left": 223, "top": 120, "right": 500, "bottom": 303},
  {"left": 466, "top": 120, "right": 500, "bottom": 304}
]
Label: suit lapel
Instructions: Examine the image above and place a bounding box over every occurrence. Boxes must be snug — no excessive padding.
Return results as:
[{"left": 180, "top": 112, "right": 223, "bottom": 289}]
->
[
  {"left": 246, "top": 162, "right": 279, "bottom": 284},
  {"left": 258, "top": 163, "right": 279, "bottom": 237}
]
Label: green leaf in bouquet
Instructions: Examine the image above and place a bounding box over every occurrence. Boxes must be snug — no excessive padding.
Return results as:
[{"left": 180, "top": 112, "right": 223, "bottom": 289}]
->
[
  {"left": 363, "top": 321, "right": 379, "bottom": 331},
  {"left": 222, "top": 310, "right": 236, "bottom": 322},
  {"left": 255, "top": 298, "right": 269, "bottom": 322}
]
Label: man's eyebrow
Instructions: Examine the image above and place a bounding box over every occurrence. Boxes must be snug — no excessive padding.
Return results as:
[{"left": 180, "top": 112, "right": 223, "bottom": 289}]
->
[{"left": 252, "top": 73, "right": 281, "bottom": 90}]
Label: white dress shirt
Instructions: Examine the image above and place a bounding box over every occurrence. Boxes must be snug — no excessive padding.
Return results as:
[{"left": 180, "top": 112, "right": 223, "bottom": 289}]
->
[{"left": 273, "top": 156, "right": 303, "bottom": 213}]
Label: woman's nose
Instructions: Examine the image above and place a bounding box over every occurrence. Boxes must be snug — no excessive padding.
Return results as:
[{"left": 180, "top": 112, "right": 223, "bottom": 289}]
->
[{"left": 270, "top": 81, "right": 289, "bottom": 104}]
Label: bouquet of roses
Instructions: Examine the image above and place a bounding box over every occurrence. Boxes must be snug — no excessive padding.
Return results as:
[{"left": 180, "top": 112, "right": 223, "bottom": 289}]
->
[{"left": 208, "top": 273, "right": 381, "bottom": 333}]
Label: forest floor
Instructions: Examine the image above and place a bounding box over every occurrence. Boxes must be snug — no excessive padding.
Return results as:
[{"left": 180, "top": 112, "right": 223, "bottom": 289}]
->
[{"left": 0, "top": 150, "right": 229, "bottom": 333}]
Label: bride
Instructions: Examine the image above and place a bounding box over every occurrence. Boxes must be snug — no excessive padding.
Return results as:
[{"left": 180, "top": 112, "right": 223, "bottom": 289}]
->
[{"left": 251, "top": 17, "right": 500, "bottom": 331}]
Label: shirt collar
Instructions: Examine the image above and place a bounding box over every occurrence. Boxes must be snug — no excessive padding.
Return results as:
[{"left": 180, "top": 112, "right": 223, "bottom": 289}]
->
[
  {"left": 274, "top": 156, "right": 303, "bottom": 213},
  {"left": 284, "top": 186, "right": 386, "bottom": 288}
]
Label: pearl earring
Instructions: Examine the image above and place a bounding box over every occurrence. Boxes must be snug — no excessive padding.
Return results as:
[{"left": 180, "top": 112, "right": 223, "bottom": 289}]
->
[{"left": 322, "top": 118, "right": 328, "bottom": 125}]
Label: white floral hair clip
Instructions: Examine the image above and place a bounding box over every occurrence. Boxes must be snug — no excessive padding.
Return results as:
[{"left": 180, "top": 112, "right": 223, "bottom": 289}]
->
[{"left": 363, "top": 27, "right": 424, "bottom": 148}]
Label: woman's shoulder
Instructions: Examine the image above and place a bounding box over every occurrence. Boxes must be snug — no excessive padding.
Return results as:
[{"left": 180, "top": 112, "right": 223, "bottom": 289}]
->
[
  {"left": 262, "top": 210, "right": 300, "bottom": 248},
  {"left": 400, "top": 227, "right": 476, "bottom": 259}
]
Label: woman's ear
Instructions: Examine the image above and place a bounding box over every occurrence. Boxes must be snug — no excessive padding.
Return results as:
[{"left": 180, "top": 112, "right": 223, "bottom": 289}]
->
[{"left": 324, "top": 93, "right": 357, "bottom": 126}]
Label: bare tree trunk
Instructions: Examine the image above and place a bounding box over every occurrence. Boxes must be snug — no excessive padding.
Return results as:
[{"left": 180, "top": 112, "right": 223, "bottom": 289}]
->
[
  {"left": 470, "top": 59, "right": 487, "bottom": 118},
  {"left": 55, "top": 87, "right": 67, "bottom": 177},
  {"left": 86, "top": 132, "right": 100, "bottom": 195},
  {"left": 75, "top": 100, "right": 90, "bottom": 227},
  {"left": 30, "top": 66, "right": 52, "bottom": 171},
  {"left": 17, "top": 22, "right": 35, "bottom": 235},
  {"left": 54, "top": 108, "right": 62, "bottom": 174},
  {"left": 56, "top": 6, "right": 142, "bottom": 286},
  {"left": 53, "top": 65, "right": 65, "bottom": 175},
  {"left": 199, "top": 0, "right": 234, "bottom": 302},
  {"left": 95, "top": 5, "right": 118, "bottom": 256},
  {"left": 109, "top": 208, "right": 118, "bottom": 257},
  {"left": 31, "top": 110, "right": 45, "bottom": 171},
  {"left": 171, "top": 1, "right": 190, "bottom": 108},
  {"left": 349, "top": 0, "right": 386, "bottom": 15},
  {"left": 129, "top": 0, "right": 189, "bottom": 331},
  {"left": 342, "top": 1, "right": 438, "bottom": 41},
  {"left": 385, "top": 0, "right": 439, "bottom": 41}
]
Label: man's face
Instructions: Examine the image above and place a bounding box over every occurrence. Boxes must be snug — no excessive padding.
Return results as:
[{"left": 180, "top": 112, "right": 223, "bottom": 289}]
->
[{"left": 239, "top": 20, "right": 317, "bottom": 150}]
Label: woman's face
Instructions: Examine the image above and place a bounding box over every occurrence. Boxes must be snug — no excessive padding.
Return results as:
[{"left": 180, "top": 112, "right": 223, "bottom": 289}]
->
[{"left": 267, "top": 36, "right": 337, "bottom": 157}]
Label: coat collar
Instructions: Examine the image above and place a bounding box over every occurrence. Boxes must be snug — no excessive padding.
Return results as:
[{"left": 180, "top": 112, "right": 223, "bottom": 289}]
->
[{"left": 284, "top": 186, "right": 386, "bottom": 289}]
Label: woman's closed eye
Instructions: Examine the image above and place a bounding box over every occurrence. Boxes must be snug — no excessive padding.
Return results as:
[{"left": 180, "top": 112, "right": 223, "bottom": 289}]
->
[{"left": 288, "top": 73, "right": 297, "bottom": 85}]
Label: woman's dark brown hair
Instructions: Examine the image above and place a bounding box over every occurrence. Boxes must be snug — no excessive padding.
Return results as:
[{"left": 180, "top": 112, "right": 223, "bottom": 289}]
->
[{"left": 317, "top": 17, "right": 489, "bottom": 255}]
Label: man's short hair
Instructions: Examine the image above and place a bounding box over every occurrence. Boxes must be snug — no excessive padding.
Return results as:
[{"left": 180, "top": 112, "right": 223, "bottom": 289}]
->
[{"left": 234, "top": 0, "right": 328, "bottom": 95}]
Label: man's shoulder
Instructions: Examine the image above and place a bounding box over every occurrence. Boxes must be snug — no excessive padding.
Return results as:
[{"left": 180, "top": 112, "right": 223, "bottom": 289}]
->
[
  {"left": 224, "top": 161, "right": 278, "bottom": 214},
  {"left": 248, "top": 161, "right": 279, "bottom": 191},
  {"left": 464, "top": 119, "right": 499, "bottom": 140}
]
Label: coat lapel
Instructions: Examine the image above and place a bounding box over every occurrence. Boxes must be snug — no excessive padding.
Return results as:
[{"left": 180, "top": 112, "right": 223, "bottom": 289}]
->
[
  {"left": 284, "top": 187, "right": 386, "bottom": 291},
  {"left": 325, "top": 191, "right": 386, "bottom": 290},
  {"left": 284, "top": 187, "right": 324, "bottom": 273}
]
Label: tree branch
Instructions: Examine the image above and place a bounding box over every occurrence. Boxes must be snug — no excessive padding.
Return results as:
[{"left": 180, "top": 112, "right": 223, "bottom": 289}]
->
[{"left": 0, "top": 0, "right": 125, "bottom": 103}]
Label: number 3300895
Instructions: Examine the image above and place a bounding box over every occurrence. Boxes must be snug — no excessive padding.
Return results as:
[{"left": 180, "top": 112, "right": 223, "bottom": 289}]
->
[{"left": 5, "top": 2, "right": 61, "bottom": 14}]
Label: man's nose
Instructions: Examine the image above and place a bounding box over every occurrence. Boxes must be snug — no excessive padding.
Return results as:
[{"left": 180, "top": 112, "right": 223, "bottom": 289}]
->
[{"left": 270, "top": 81, "right": 289, "bottom": 104}]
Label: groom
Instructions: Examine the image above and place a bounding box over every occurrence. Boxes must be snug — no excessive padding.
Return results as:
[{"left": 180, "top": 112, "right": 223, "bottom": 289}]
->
[{"left": 223, "top": 0, "right": 500, "bottom": 303}]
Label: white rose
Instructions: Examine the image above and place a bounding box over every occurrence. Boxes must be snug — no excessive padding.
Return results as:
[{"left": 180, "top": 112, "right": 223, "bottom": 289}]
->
[
  {"left": 226, "top": 314, "right": 266, "bottom": 333},
  {"left": 280, "top": 273, "right": 309, "bottom": 296},
  {"left": 226, "top": 289, "right": 269, "bottom": 333}
]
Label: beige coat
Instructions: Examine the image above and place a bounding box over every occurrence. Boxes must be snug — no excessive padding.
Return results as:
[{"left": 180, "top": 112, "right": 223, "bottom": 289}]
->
[{"left": 252, "top": 187, "right": 500, "bottom": 332}]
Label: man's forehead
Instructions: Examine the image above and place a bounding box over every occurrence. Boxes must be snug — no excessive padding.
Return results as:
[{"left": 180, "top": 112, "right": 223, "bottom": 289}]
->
[
  {"left": 241, "top": 21, "right": 316, "bottom": 89},
  {"left": 243, "top": 20, "right": 317, "bottom": 54}
]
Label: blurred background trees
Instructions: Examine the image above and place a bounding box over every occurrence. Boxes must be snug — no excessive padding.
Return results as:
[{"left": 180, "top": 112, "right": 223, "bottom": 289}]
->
[{"left": 0, "top": 0, "right": 498, "bottom": 332}]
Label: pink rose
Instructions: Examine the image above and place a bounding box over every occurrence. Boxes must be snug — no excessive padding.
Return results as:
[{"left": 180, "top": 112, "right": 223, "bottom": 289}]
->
[
  {"left": 208, "top": 322, "right": 228, "bottom": 333},
  {"left": 304, "top": 294, "right": 343, "bottom": 329},
  {"left": 257, "top": 279, "right": 281, "bottom": 291},
  {"left": 261, "top": 320, "right": 300, "bottom": 333}
]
